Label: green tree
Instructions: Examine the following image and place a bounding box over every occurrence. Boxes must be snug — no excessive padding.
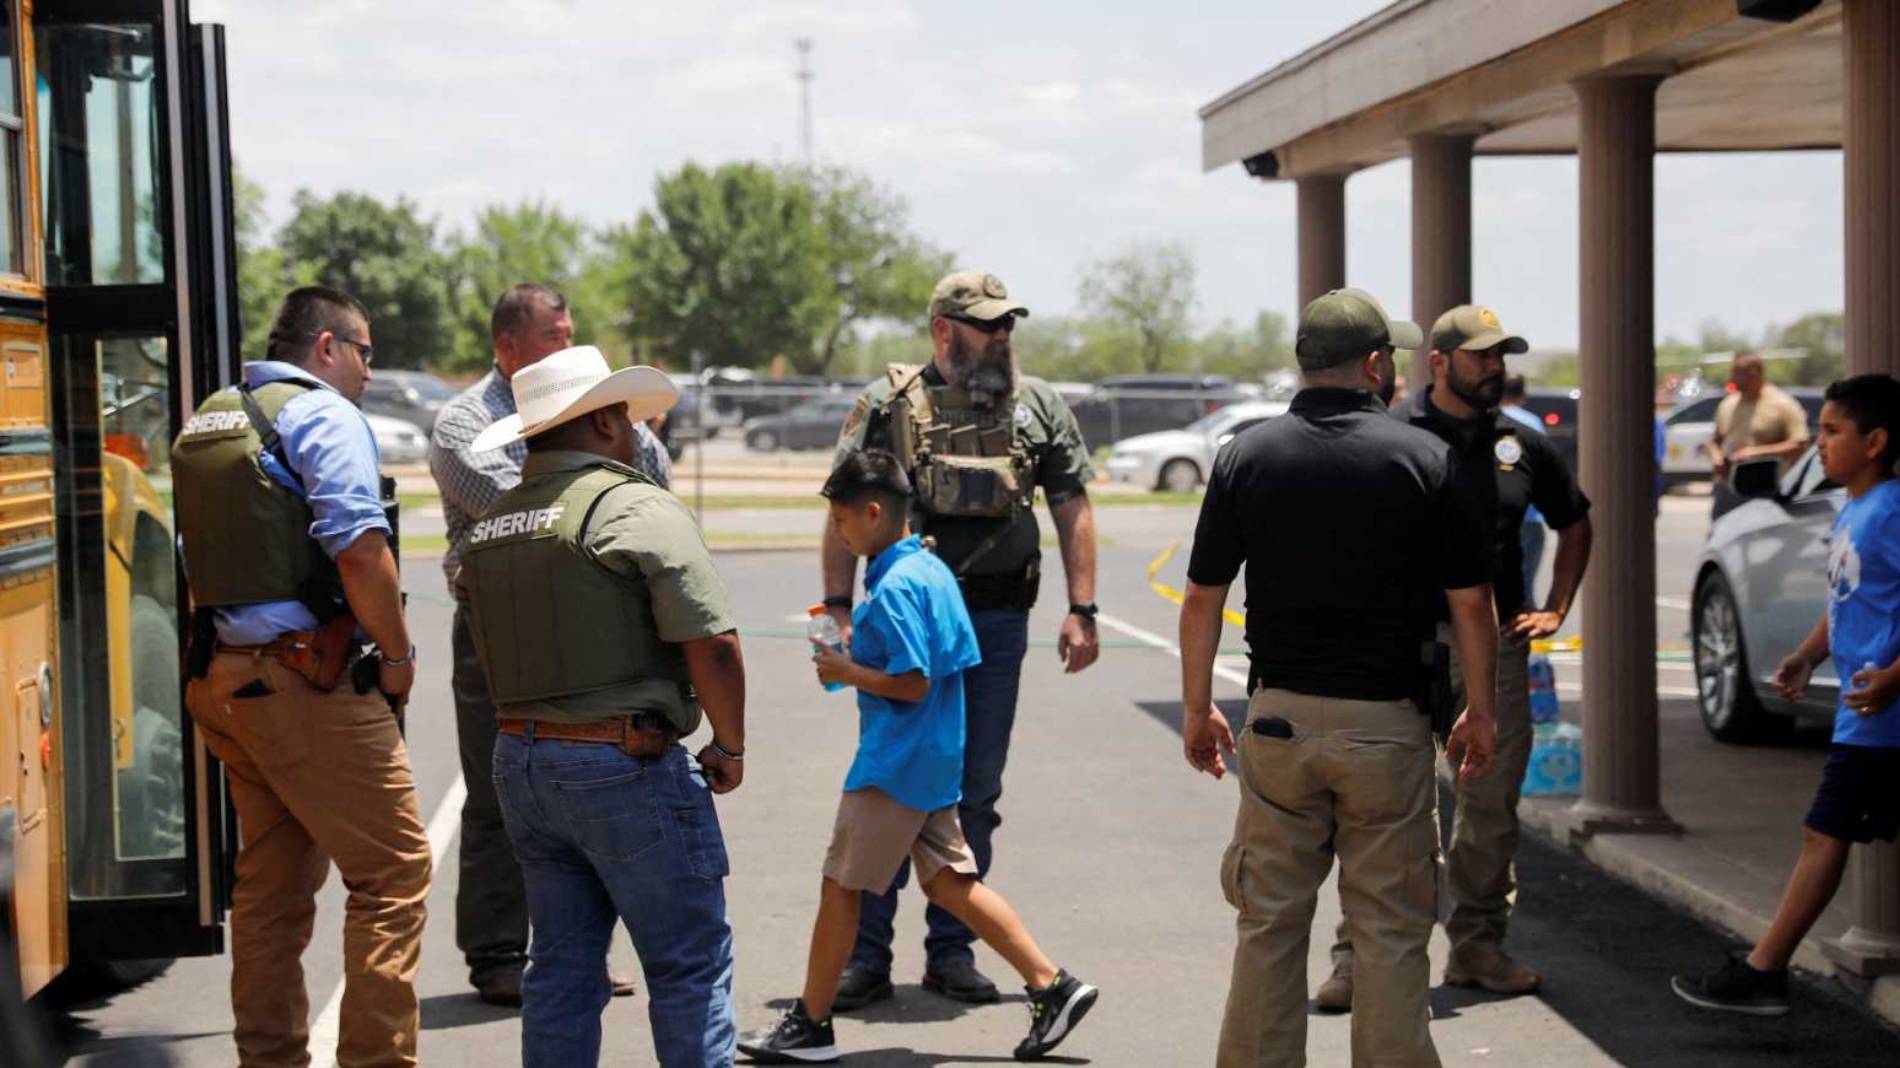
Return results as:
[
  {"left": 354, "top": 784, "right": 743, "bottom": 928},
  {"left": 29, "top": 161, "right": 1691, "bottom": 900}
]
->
[
  {"left": 1773, "top": 311, "right": 1845, "bottom": 385},
  {"left": 444, "top": 202, "right": 591, "bottom": 371},
  {"left": 1077, "top": 241, "right": 1196, "bottom": 373},
  {"left": 619, "top": 161, "right": 831, "bottom": 370},
  {"left": 232, "top": 166, "right": 314, "bottom": 360},
  {"left": 804, "top": 167, "right": 951, "bottom": 374},
  {"left": 276, "top": 190, "right": 453, "bottom": 370}
]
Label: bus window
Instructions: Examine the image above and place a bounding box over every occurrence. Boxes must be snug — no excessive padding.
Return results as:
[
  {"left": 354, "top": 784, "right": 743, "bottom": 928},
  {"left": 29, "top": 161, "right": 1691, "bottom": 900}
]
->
[
  {"left": 0, "top": 5, "right": 22, "bottom": 276},
  {"left": 38, "top": 22, "right": 162, "bottom": 287}
]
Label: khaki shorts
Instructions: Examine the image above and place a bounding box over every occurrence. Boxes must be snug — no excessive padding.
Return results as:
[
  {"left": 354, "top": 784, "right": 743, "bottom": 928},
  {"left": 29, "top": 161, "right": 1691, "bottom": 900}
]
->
[{"left": 822, "top": 787, "right": 979, "bottom": 893}]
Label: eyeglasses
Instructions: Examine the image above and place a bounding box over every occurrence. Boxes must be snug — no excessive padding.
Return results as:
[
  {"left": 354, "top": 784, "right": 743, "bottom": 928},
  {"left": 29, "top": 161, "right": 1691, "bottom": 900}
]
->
[
  {"left": 946, "top": 314, "right": 1016, "bottom": 335},
  {"left": 331, "top": 335, "right": 375, "bottom": 366}
]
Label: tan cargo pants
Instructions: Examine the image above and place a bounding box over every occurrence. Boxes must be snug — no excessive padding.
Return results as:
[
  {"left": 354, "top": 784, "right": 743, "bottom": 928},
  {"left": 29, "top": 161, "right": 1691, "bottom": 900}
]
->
[
  {"left": 187, "top": 650, "right": 432, "bottom": 1068},
  {"left": 1217, "top": 688, "right": 1442, "bottom": 1068},
  {"left": 1328, "top": 634, "right": 1534, "bottom": 968}
]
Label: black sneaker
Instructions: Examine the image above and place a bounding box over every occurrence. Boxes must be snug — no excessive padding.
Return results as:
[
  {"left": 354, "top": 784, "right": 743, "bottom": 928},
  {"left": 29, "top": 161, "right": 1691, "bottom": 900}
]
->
[
  {"left": 1671, "top": 955, "right": 1791, "bottom": 1016},
  {"left": 1014, "top": 969, "right": 1098, "bottom": 1061},
  {"left": 923, "top": 959, "right": 1000, "bottom": 1004},
  {"left": 830, "top": 966, "right": 893, "bottom": 1012},
  {"left": 737, "top": 1000, "right": 839, "bottom": 1064}
]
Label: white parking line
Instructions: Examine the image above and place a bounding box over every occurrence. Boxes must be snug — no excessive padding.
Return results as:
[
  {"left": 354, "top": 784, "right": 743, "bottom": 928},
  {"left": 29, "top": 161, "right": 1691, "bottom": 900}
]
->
[
  {"left": 1096, "top": 612, "right": 1251, "bottom": 688},
  {"left": 1656, "top": 596, "right": 1694, "bottom": 612},
  {"left": 310, "top": 772, "right": 468, "bottom": 1068}
]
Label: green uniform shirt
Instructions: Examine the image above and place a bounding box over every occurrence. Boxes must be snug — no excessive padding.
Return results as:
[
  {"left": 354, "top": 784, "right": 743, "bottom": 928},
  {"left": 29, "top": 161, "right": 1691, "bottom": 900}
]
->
[
  {"left": 499, "top": 450, "right": 736, "bottom": 730},
  {"left": 836, "top": 366, "right": 1094, "bottom": 577}
]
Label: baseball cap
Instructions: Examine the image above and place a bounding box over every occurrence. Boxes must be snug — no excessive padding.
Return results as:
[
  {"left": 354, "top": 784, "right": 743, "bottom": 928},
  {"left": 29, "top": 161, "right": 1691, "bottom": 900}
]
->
[
  {"left": 1431, "top": 305, "right": 1528, "bottom": 355},
  {"left": 1293, "top": 288, "right": 1423, "bottom": 371},
  {"left": 928, "top": 270, "right": 1030, "bottom": 322}
]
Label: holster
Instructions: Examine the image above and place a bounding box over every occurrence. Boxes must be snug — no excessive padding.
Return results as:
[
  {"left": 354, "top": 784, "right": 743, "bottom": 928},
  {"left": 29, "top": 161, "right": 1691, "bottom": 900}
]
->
[
  {"left": 958, "top": 554, "right": 1041, "bottom": 611},
  {"left": 186, "top": 607, "right": 217, "bottom": 680},
  {"left": 1416, "top": 638, "right": 1455, "bottom": 737},
  {"left": 293, "top": 612, "right": 362, "bottom": 692}
]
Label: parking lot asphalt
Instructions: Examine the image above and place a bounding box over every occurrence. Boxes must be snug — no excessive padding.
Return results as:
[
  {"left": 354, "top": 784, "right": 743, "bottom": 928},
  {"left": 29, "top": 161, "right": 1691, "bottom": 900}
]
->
[{"left": 47, "top": 492, "right": 1900, "bottom": 1066}]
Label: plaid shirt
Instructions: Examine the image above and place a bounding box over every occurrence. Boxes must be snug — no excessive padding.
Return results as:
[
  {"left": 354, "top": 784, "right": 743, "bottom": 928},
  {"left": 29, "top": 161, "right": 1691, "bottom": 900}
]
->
[{"left": 428, "top": 366, "right": 673, "bottom": 591}]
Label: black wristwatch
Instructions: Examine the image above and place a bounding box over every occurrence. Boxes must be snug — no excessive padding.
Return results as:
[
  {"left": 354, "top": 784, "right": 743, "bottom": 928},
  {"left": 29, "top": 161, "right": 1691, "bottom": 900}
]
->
[
  {"left": 821, "top": 595, "right": 852, "bottom": 610},
  {"left": 1068, "top": 602, "right": 1099, "bottom": 621}
]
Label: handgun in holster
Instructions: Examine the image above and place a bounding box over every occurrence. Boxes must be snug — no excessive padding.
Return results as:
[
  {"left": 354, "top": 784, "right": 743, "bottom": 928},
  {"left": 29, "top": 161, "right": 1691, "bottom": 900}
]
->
[{"left": 1417, "top": 638, "right": 1456, "bottom": 739}]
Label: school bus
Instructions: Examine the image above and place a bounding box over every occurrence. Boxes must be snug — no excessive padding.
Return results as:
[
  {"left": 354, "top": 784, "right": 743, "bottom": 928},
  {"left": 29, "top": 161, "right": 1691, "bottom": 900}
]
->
[{"left": 2, "top": 0, "right": 238, "bottom": 998}]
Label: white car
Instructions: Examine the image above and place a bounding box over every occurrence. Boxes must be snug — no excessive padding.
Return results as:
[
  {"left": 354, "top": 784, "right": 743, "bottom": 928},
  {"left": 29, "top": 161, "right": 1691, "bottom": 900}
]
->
[
  {"left": 366, "top": 412, "right": 429, "bottom": 466},
  {"left": 1104, "top": 401, "right": 1288, "bottom": 492}
]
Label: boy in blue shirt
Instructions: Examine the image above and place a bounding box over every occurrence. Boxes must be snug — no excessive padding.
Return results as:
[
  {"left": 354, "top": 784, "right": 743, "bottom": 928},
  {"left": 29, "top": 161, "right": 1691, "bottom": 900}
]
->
[
  {"left": 1674, "top": 373, "right": 1900, "bottom": 1015},
  {"left": 740, "top": 450, "right": 1097, "bottom": 1064}
]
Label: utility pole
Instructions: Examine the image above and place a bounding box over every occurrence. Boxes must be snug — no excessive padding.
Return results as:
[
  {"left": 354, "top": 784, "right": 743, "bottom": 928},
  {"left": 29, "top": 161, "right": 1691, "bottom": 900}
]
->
[{"left": 795, "top": 37, "right": 814, "bottom": 166}]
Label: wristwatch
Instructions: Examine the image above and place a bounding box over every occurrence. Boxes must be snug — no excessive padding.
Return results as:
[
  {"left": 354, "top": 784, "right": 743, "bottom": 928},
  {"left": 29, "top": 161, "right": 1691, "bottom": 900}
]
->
[
  {"left": 378, "top": 645, "right": 418, "bottom": 667},
  {"left": 1068, "top": 602, "right": 1099, "bottom": 621},
  {"left": 821, "top": 595, "right": 852, "bottom": 610}
]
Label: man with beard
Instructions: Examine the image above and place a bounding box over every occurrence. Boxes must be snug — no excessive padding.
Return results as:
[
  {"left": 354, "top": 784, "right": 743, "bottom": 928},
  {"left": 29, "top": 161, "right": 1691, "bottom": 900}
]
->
[
  {"left": 819, "top": 270, "right": 1100, "bottom": 1009},
  {"left": 1317, "top": 304, "right": 1593, "bottom": 1011}
]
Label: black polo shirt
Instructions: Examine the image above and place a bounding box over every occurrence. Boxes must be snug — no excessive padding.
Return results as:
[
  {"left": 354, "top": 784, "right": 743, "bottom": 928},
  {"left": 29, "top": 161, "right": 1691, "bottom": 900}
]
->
[
  {"left": 1187, "top": 387, "right": 1490, "bottom": 701},
  {"left": 1405, "top": 386, "right": 1590, "bottom": 613}
]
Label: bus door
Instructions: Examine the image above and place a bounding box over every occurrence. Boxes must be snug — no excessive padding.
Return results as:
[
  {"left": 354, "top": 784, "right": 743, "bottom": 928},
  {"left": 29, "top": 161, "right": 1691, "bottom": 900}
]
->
[{"left": 39, "top": 0, "right": 235, "bottom": 965}]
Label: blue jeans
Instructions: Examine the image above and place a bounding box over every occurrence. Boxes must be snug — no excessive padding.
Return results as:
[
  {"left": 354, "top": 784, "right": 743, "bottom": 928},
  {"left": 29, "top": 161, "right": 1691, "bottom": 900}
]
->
[
  {"left": 850, "top": 606, "right": 1029, "bottom": 975},
  {"left": 493, "top": 733, "right": 735, "bottom": 1068}
]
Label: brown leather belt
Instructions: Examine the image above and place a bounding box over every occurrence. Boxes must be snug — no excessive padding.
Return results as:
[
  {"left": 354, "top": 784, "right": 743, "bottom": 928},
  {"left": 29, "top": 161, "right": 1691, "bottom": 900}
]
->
[
  {"left": 216, "top": 631, "right": 316, "bottom": 658},
  {"left": 496, "top": 715, "right": 676, "bottom": 757}
]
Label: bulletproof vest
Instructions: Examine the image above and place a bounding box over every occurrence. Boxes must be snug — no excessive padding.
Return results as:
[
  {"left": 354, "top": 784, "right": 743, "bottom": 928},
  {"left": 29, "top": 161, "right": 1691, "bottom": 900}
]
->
[
  {"left": 882, "top": 363, "right": 1033, "bottom": 520},
  {"left": 172, "top": 377, "right": 342, "bottom": 608},
  {"left": 460, "top": 460, "right": 693, "bottom": 711}
]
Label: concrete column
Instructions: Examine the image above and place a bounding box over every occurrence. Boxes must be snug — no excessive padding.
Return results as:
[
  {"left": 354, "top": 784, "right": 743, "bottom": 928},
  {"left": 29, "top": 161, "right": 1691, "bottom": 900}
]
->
[
  {"left": 1845, "top": 0, "right": 1900, "bottom": 379},
  {"left": 1827, "top": 0, "right": 1900, "bottom": 977},
  {"left": 1569, "top": 74, "right": 1677, "bottom": 836},
  {"left": 1409, "top": 133, "right": 1474, "bottom": 388},
  {"left": 1296, "top": 174, "right": 1346, "bottom": 308}
]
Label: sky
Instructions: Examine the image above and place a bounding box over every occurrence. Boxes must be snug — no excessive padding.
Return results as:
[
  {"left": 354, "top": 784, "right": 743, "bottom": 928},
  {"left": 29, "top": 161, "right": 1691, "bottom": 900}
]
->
[{"left": 195, "top": 0, "right": 1846, "bottom": 352}]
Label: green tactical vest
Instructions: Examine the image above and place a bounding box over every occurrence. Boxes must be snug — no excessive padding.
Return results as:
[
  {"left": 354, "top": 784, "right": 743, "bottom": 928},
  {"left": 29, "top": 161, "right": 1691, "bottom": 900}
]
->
[
  {"left": 172, "top": 377, "right": 341, "bottom": 608},
  {"left": 883, "top": 363, "right": 1034, "bottom": 520},
  {"left": 460, "top": 460, "right": 696, "bottom": 726}
]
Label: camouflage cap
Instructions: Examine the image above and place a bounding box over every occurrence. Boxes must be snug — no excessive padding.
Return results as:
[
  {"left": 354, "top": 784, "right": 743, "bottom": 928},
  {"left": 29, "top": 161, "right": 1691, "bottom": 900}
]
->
[
  {"left": 928, "top": 270, "right": 1030, "bottom": 323},
  {"left": 1293, "top": 288, "right": 1422, "bottom": 371},
  {"left": 1431, "top": 305, "right": 1528, "bottom": 355}
]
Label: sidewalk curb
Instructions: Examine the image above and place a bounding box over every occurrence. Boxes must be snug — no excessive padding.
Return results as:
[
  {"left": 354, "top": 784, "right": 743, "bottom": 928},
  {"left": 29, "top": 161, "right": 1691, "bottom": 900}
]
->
[{"left": 1519, "top": 798, "right": 1900, "bottom": 1029}]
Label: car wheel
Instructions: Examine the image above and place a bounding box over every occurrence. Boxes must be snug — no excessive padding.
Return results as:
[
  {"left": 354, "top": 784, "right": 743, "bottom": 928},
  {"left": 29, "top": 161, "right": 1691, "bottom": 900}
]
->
[
  {"left": 1157, "top": 458, "right": 1201, "bottom": 493},
  {"left": 748, "top": 431, "right": 778, "bottom": 452},
  {"left": 1692, "top": 572, "right": 1785, "bottom": 744}
]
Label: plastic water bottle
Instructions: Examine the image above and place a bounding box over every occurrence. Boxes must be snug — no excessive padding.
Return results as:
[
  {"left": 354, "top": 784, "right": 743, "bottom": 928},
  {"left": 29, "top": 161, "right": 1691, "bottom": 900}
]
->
[
  {"left": 1528, "top": 654, "right": 1560, "bottom": 724},
  {"left": 807, "top": 604, "right": 846, "bottom": 693},
  {"left": 1521, "top": 721, "right": 1583, "bottom": 796}
]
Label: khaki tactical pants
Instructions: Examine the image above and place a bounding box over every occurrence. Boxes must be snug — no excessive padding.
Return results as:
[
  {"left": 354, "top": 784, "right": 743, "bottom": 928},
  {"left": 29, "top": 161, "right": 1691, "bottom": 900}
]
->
[
  {"left": 187, "top": 651, "right": 432, "bottom": 1068},
  {"left": 1217, "top": 689, "right": 1442, "bottom": 1068},
  {"left": 1328, "top": 634, "right": 1534, "bottom": 969}
]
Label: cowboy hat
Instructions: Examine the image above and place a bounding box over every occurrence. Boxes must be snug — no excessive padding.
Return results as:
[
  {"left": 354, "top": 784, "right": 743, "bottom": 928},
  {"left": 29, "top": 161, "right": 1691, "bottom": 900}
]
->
[{"left": 469, "top": 345, "right": 678, "bottom": 452}]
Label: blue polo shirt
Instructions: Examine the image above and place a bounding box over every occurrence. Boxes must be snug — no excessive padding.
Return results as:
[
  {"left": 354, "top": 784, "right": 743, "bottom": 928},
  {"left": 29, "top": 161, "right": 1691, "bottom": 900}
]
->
[
  {"left": 210, "top": 361, "right": 390, "bottom": 644},
  {"left": 1828, "top": 478, "right": 1900, "bottom": 747},
  {"left": 844, "top": 535, "right": 983, "bottom": 812}
]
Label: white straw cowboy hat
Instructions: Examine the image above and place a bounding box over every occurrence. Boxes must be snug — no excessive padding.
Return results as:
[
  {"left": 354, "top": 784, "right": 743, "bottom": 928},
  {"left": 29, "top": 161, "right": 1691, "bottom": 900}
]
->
[{"left": 470, "top": 345, "right": 678, "bottom": 452}]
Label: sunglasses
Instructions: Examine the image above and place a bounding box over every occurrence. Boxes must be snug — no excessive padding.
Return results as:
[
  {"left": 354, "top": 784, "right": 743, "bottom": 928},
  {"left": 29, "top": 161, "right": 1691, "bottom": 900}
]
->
[{"left": 946, "top": 314, "right": 1016, "bottom": 335}]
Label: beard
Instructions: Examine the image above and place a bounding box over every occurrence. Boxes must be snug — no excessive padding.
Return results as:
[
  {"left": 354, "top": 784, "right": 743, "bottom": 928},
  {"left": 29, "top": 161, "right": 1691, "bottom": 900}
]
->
[
  {"left": 1375, "top": 351, "right": 1397, "bottom": 406},
  {"left": 1449, "top": 369, "right": 1504, "bottom": 410},
  {"left": 945, "top": 330, "right": 1016, "bottom": 403}
]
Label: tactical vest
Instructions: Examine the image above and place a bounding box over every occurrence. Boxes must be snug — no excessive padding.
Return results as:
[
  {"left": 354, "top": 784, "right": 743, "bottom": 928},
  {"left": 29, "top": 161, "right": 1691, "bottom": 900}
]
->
[
  {"left": 172, "top": 377, "right": 342, "bottom": 608},
  {"left": 460, "top": 460, "right": 694, "bottom": 718},
  {"left": 881, "top": 364, "right": 1033, "bottom": 520}
]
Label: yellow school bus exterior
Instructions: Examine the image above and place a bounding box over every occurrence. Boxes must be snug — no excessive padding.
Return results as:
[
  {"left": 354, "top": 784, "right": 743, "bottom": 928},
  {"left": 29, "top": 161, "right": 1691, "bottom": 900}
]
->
[{"left": 2, "top": 0, "right": 240, "bottom": 999}]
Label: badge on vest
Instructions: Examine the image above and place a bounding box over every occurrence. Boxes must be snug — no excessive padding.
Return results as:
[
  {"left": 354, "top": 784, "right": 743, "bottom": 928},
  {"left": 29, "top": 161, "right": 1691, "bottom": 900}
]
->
[
  {"left": 1014, "top": 402, "right": 1032, "bottom": 428},
  {"left": 1494, "top": 434, "right": 1522, "bottom": 471}
]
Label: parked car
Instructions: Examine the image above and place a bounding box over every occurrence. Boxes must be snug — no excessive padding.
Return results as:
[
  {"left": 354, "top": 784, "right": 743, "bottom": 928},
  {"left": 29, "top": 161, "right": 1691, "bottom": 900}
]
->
[
  {"left": 744, "top": 395, "right": 857, "bottom": 451},
  {"left": 1514, "top": 387, "right": 1580, "bottom": 475},
  {"left": 1105, "top": 400, "right": 1289, "bottom": 492},
  {"left": 1661, "top": 387, "right": 1824, "bottom": 486},
  {"left": 1691, "top": 447, "right": 1839, "bottom": 742},
  {"left": 1070, "top": 374, "right": 1248, "bottom": 448},
  {"left": 366, "top": 412, "right": 429, "bottom": 465},
  {"left": 360, "top": 369, "right": 457, "bottom": 435}
]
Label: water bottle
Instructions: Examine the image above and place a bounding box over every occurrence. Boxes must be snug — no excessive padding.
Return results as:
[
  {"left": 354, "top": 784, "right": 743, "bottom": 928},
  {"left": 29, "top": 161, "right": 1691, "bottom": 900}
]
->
[
  {"left": 1527, "top": 654, "right": 1560, "bottom": 724},
  {"left": 1521, "top": 721, "right": 1583, "bottom": 796},
  {"left": 807, "top": 604, "right": 846, "bottom": 693}
]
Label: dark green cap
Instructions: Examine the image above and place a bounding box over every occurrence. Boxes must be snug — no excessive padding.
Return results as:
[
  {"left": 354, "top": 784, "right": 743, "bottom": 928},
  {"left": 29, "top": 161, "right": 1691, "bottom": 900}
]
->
[{"left": 1294, "top": 288, "right": 1423, "bottom": 371}]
